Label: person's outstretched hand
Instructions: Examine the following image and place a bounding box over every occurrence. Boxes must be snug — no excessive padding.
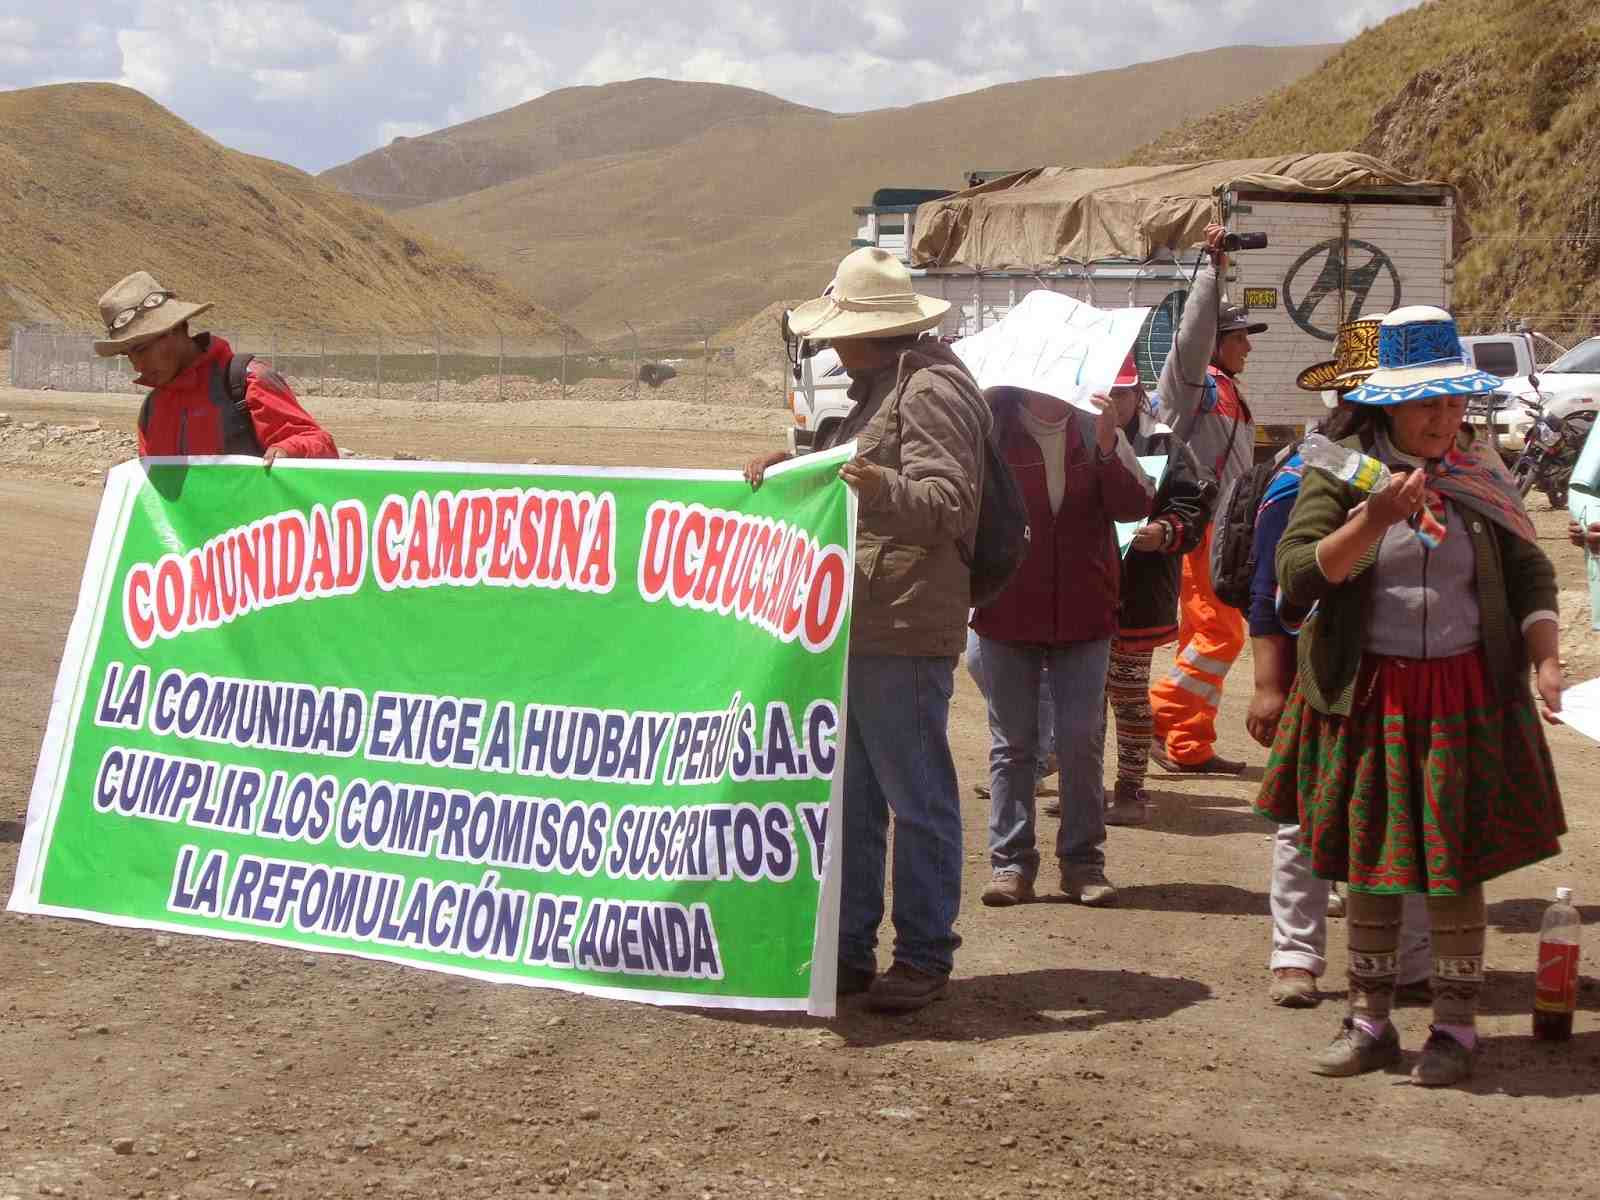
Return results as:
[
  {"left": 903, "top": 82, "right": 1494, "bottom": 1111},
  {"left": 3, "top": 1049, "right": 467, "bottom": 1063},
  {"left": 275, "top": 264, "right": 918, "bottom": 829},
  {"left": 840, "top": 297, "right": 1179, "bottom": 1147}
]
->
[{"left": 744, "top": 449, "right": 791, "bottom": 490}]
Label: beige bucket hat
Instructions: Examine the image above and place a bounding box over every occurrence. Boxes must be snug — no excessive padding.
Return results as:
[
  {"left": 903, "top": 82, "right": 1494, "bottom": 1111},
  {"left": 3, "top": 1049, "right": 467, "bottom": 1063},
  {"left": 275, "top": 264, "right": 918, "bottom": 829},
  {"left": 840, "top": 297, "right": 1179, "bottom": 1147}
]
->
[
  {"left": 93, "top": 271, "right": 213, "bottom": 356},
  {"left": 787, "top": 247, "right": 950, "bottom": 341}
]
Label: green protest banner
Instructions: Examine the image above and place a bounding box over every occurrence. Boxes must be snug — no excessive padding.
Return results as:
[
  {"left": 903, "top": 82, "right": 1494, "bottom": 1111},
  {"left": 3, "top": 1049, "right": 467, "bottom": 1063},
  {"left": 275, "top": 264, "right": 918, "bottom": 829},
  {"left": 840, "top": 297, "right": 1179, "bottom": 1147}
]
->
[{"left": 9, "top": 449, "right": 856, "bottom": 1015}]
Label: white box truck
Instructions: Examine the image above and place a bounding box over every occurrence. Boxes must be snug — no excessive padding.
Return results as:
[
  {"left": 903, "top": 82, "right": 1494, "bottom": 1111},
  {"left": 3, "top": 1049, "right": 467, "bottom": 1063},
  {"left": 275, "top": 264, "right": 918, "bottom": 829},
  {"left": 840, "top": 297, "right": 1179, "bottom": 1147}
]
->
[{"left": 787, "top": 154, "right": 1458, "bottom": 451}]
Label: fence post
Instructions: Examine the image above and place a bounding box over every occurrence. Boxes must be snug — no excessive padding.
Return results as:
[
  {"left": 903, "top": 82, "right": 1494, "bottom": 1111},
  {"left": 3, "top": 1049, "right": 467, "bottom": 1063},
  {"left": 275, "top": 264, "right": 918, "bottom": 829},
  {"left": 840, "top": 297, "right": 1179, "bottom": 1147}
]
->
[
  {"left": 376, "top": 332, "right": 383, "bottom": 401},
  {"left": 623, "top": 320, "right": 639, "bottom": 401},
  {"left": 434, "top": 327, "right": 441, "bottom": 404}
]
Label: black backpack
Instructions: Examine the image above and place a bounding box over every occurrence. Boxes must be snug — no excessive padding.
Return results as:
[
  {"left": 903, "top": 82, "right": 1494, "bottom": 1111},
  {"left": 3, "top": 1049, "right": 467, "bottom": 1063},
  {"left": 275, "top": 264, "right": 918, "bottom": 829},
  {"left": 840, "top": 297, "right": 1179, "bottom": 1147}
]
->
[
  {"left": 1209, "top": 443, "right": 1295, "bottom": 612},
  {"left": 137, "top": 351, "right": 264, "bottom": 456},
  {"left": 965, "top": 430, "right": 1031, "bottom": 607}
]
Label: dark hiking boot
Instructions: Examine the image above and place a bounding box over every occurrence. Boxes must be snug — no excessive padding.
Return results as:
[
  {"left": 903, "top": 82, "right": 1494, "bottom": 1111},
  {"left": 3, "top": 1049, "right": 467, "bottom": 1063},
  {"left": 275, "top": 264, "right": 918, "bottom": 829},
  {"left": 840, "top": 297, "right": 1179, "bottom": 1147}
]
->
[{"left": 865, "top": 963, "right": 949, "bottom": 1013}]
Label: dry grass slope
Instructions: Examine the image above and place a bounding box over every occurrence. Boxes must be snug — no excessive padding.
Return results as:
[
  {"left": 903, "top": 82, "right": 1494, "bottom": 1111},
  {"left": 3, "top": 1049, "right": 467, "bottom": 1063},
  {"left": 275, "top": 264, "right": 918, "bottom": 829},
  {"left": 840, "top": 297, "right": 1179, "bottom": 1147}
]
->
[
  {"left": 1122, "top": 0, "right": 1600, "bottom": 330},
  {"left": 0, "top": 84, "right": 571, "bottom": 339},
  {"left": 320, "top": 78, "right": 818, "bottom": 210},
  {"left": 380, "top": 48, "right": 1334, "bottom": 339}
]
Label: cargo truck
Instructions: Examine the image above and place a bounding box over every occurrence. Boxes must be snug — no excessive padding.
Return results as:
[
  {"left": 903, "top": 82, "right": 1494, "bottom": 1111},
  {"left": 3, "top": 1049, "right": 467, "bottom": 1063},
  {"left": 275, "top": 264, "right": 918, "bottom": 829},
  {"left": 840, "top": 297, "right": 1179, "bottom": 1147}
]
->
[{"left": 787, "top": 154, "right": 1458, "bottom": 452}]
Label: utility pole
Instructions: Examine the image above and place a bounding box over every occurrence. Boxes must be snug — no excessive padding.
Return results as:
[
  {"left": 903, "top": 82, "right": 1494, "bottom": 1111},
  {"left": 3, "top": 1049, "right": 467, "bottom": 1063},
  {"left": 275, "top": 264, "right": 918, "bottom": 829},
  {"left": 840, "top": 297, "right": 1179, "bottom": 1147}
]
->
[{"left": 623, "top": 320, "right": 639, "bottom": 401}]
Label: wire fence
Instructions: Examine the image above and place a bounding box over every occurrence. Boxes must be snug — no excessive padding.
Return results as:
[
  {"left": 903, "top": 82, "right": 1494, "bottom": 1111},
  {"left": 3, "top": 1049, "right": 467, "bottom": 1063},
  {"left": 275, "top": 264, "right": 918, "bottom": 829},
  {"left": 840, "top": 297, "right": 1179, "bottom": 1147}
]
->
[
  {"left": 1457, "top": 313, "right": 1600, "bottom": 369},
  {"left": 12, "top": 311, "right": 1598, "bottom": 410},
  {"left": 5, "top": 319, "right": 794, "bottom": 410}
]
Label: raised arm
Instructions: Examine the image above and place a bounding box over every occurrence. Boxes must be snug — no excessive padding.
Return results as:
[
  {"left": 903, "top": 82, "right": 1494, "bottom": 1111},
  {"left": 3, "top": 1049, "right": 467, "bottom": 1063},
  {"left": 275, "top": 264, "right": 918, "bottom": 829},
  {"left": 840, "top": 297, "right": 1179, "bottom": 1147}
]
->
[{"left": 1157, "top": 225, "right": 1226, "bottom": 439}]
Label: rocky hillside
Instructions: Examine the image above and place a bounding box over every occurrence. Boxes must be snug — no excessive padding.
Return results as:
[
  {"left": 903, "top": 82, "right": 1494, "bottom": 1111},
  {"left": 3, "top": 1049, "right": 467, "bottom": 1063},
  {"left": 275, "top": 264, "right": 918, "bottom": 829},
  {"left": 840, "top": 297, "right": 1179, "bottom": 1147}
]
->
[
  {"left": 1124, "top": 0, "right": 1600, "bottom": 336},
  {"left": 0, "top": 84, "right": 571, "bottom": 339}
]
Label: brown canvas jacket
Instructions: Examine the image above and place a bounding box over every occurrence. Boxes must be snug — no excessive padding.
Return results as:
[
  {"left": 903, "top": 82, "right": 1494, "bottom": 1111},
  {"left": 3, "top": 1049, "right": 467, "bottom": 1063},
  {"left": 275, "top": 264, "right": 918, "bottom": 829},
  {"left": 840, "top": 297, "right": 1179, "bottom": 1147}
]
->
[{"left": 816, "top": 338, "right": 991, "bottom": 656}]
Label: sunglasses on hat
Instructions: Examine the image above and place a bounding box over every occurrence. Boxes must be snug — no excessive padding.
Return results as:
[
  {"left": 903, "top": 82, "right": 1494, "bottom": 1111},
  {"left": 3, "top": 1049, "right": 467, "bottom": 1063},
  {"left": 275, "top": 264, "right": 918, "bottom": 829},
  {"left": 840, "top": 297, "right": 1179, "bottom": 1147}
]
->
[{"left": 107, "top": 290, "right": 175, "bottom": 334}]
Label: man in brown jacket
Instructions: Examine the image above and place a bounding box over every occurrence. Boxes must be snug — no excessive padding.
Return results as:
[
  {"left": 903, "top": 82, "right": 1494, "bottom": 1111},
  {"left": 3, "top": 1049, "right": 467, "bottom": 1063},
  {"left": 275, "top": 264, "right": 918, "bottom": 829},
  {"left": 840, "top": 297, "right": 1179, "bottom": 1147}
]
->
[{"left": 747, "top": 247, "right": 989, "bottom": 1012}]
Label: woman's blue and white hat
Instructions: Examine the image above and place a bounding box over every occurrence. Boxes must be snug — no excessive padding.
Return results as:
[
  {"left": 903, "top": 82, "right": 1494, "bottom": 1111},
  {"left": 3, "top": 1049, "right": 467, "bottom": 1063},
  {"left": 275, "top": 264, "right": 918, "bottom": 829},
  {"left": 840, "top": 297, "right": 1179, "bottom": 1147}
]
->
[{"left": 1343, "top": 306, "right": 1502, "bottom": 407}]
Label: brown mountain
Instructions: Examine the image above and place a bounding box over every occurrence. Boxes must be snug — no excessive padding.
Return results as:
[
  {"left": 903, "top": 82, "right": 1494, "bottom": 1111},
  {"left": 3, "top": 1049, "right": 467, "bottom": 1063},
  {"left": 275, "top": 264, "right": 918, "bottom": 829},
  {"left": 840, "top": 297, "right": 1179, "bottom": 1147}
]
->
[
  {"left": 1123, "top": 0, "right": 1600, "bottom": 337},
  {"left": 0, "top": 83, "right": 570, "bottom": 338},
  {"left": 320, "top": 78, "right": 819, "bottom": 210},
  {"left": 350, "top": 48, "right": 1334, "bottom": 340}
]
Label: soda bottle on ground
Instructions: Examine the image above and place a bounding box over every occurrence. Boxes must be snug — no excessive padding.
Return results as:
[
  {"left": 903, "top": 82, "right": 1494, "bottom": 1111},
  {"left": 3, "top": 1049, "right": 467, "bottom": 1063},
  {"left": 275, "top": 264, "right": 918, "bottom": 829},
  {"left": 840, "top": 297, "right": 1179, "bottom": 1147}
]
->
[{"left": 1533, "top": 886, "right": 1581, "bottom": 1042}]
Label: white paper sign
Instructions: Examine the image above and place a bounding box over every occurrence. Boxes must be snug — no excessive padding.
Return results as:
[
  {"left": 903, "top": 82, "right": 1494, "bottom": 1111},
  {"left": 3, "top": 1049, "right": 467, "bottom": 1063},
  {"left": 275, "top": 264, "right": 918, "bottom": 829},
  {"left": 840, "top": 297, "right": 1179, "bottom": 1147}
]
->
[
  {"left": 953, "top": 291, "right": 1151, "bottom": 414},
  {"left": 1556, "top": 676, "right": 1600, "bottom": 744}
]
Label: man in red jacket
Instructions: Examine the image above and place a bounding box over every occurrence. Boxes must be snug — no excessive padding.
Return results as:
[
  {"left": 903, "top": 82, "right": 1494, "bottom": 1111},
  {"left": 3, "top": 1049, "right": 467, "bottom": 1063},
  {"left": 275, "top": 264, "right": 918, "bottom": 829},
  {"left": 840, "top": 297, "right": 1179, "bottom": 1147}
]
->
[{"left": 92, "top": 271, "right": 337, "bottom": 463}]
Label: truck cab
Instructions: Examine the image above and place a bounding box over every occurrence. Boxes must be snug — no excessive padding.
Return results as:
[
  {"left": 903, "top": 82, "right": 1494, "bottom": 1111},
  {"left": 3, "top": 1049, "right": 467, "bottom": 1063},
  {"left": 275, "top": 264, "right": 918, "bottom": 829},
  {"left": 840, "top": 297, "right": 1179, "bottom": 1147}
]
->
[{"left": 785, "top": 343, "right": 850, "bottom": 454}]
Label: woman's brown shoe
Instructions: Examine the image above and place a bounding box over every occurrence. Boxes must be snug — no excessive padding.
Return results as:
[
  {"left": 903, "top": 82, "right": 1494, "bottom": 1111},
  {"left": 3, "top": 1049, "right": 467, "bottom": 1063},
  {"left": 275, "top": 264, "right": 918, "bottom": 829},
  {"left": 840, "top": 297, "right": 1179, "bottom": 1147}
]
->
[{"left": 1411, "top": 1028, "right": 1475, "bottom": 1087}]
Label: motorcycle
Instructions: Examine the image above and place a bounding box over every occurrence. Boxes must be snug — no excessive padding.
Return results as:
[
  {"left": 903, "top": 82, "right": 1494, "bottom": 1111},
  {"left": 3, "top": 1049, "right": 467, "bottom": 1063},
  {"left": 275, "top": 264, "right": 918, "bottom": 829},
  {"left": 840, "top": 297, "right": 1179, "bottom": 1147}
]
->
[{"left": 1510, "top": 390, "right": 1600, "bottom": 509}]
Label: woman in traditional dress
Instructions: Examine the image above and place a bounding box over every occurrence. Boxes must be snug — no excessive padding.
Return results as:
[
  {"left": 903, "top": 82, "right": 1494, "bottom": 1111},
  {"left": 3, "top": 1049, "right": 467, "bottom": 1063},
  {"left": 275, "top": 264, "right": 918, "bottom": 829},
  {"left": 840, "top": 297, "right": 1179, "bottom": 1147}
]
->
[{"left": 1256, "top": 306, "right": 1566, "bottom": 1087}]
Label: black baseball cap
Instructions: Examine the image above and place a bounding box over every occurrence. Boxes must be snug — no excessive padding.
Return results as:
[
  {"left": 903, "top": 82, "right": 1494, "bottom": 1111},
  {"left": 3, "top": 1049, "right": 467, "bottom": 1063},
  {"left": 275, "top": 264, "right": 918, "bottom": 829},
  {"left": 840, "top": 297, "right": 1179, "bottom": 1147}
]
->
[{"left": 1218, "top": 303, "right": 1268, "bottom": 336}]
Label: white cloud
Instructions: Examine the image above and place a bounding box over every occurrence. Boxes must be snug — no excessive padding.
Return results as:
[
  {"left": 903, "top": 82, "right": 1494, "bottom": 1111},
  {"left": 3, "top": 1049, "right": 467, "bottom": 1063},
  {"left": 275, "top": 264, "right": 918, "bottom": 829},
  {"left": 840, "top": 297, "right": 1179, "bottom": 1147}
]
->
[{"left": 0, "top": 0, "right": 1426, "bottom": 171}]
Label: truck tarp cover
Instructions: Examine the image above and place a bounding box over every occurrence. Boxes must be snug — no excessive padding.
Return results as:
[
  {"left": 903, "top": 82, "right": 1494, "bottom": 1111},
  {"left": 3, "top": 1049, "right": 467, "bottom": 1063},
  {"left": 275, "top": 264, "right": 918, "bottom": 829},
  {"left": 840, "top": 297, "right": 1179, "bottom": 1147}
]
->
[{"left": 909, "top": 153, "right": 1447, "bottom": 271}]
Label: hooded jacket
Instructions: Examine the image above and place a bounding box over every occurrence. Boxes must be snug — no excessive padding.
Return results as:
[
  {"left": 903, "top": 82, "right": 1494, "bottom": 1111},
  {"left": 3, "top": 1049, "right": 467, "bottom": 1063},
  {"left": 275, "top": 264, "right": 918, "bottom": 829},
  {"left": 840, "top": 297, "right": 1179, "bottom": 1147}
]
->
[
  {"left": 815, "top": 337, "right": 991, "bottom": 657},
  {"left": 137, "top": 334, "right": 337, "bottom": 459},
  {"left": 1118, "top": 414, "right": 1213, "bottom": 648}
]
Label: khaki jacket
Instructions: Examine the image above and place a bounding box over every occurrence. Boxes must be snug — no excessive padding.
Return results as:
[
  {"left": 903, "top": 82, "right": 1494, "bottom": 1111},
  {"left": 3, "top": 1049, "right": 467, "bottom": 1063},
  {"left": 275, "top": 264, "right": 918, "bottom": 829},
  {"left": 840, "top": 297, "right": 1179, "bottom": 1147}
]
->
[{"left": 817, "top": 338, "right": 990, "bottom": 656}]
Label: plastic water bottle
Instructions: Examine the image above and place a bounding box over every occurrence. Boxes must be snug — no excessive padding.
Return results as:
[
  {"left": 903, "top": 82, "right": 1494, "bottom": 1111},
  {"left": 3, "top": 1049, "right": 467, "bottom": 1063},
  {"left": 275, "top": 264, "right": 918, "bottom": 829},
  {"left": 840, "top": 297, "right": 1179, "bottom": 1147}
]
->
[
  {"left": 1300, "top": 433, "right": 1391, "bottom": 493},
  {"left": 1533, "top": 886, "right": 1581, "bottom": 1042}
]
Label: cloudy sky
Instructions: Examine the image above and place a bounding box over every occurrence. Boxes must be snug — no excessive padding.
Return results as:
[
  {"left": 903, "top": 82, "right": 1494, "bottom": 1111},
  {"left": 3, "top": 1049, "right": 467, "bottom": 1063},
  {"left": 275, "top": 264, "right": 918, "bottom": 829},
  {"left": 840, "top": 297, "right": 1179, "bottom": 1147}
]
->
[{"left": 3, "top": 1, "right": 1424, "bottom": 173}]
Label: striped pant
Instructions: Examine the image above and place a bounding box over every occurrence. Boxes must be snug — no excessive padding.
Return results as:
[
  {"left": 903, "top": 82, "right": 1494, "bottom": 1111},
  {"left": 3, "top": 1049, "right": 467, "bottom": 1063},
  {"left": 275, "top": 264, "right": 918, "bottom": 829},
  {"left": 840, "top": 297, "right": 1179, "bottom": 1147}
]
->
[
  {"left": 1149, "top": 529, "right": 1245, "bottom": 765},
  {"left": 1106, "top": 641, "right": 1155, "bottom": 788}
]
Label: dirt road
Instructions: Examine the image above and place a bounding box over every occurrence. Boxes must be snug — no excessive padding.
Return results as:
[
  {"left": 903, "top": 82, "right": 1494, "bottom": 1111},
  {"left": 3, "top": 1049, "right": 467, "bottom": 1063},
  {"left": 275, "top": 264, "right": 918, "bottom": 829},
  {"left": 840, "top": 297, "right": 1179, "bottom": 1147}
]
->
[{"left": 2, "top": 386, "right": 1597, "bottom": 1200}]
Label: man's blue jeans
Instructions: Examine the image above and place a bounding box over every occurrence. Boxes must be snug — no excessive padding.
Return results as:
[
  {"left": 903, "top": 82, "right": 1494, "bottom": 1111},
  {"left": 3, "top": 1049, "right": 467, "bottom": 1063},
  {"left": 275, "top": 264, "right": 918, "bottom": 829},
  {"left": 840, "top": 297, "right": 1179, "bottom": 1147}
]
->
[
  {"left": 979, "top": 636, "right": 1112, "bottom": 880},
  {"left": 838, "top": 653, "right": 963, "bottom": 979}
]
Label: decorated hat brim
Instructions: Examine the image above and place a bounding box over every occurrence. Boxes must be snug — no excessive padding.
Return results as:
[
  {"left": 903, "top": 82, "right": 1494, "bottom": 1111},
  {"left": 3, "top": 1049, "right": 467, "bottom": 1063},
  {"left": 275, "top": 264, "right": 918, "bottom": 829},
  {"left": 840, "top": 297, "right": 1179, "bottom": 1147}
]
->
[
  {"left": 1295, "top": 359, "right": 1340, "bottom": 392},
  {"left": 1344, "top": 366, "right": 1503, "bottom": 407}
]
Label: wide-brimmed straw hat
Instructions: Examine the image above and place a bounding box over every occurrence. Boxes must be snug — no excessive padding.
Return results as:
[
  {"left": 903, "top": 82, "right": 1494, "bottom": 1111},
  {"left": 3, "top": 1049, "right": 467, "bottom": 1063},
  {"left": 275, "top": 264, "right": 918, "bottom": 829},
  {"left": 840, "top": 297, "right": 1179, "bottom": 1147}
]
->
[
  {"left": 1343, "top": 306, "right": 1502, "bottom": 407},
  {"left": 93, "top": 271, "right": 213, "bottom": 356},
  {"left": 1295, "top": 312, "right": 1386, "bottom": 393},
  {"left": 787, "top": 247, "right": 950, "bottom": 341}
]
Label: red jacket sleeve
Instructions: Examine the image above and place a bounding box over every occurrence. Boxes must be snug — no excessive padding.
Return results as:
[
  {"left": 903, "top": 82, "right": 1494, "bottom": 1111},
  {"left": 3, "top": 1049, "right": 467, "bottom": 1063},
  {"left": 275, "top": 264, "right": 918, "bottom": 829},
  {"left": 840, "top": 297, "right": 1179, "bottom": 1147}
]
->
[
  {"left": 1095, "top": 428, "right": 1156, "bottom": 523},
  {"left": 242, "top": 363, "right": 338, "bottom": 459}
]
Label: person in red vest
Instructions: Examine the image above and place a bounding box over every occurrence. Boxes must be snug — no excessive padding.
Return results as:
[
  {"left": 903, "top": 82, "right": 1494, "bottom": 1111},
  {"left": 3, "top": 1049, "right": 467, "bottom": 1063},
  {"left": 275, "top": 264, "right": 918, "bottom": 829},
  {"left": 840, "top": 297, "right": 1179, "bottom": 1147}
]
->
[
  {"left": 972, "top": 380, "right": 1154, "bottom": 909},
  {"left": 92, "top": 271, "right": 336, "bottom": 462}
]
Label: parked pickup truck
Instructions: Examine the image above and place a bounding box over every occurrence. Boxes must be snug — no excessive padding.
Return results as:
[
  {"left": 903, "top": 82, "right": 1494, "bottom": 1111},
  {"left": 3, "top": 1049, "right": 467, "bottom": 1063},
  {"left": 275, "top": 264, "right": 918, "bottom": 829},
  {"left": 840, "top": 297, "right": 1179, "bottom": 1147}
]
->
[
  {"left": 1464, "top": 334, "right": 1600, "bottom": 454},
  {"left": 1462, "top": 332, "right": 1539, "bottom": 452}
]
